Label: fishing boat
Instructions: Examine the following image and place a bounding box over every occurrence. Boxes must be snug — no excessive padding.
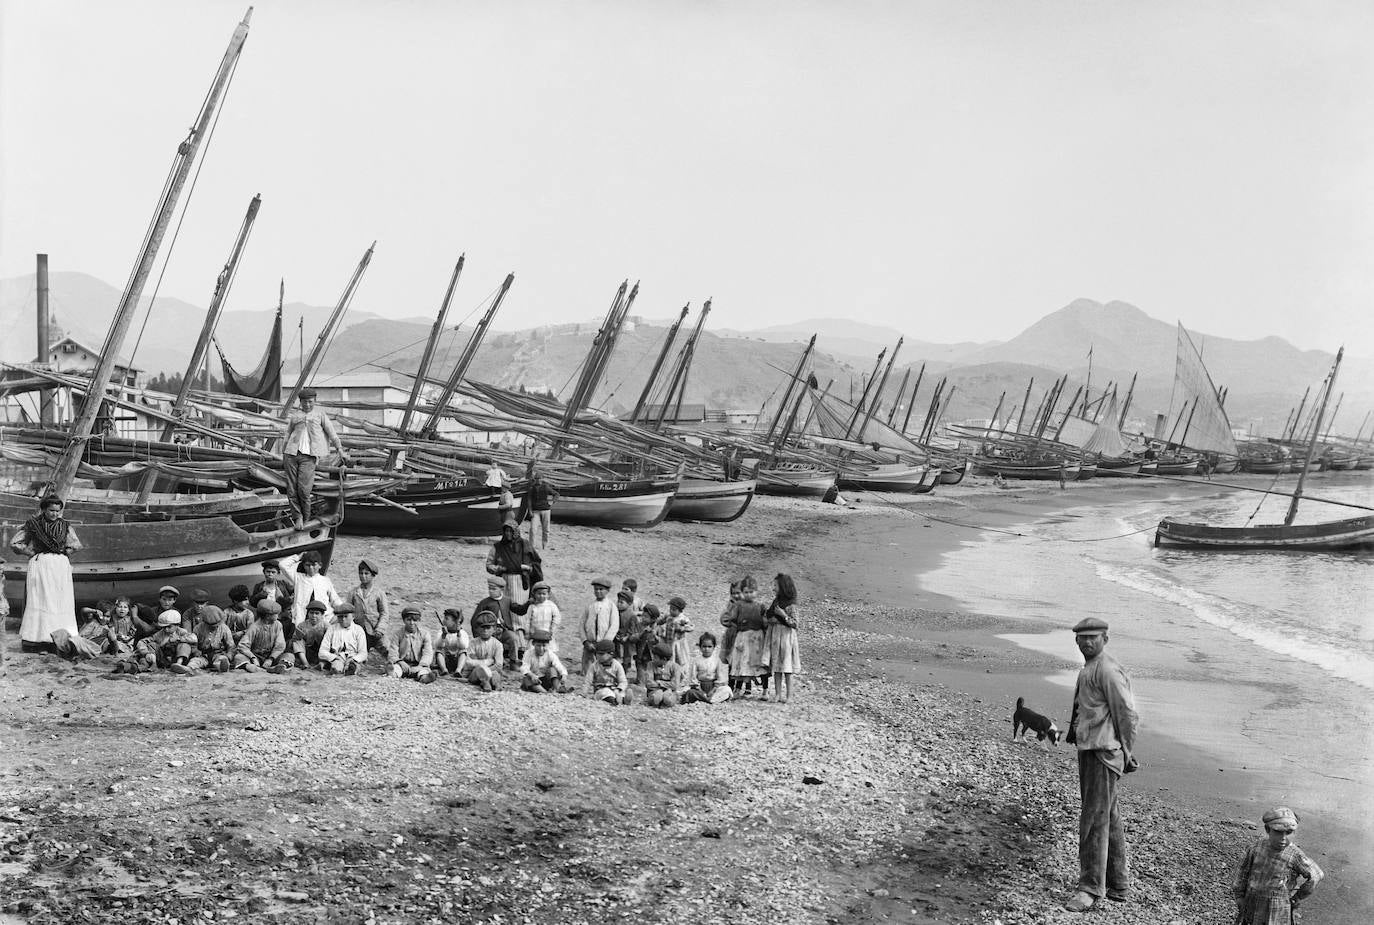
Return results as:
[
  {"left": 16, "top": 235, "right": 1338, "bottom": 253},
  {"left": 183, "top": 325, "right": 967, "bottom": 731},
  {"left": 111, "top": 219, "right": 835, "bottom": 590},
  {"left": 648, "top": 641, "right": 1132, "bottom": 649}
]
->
[
  {"left": 756, "top": 464, "right": 836, "bottom": 497},
  {"left": 1095, "top": 458, "right": 1142, "bottom": 478},
  {"left": 837, "top": 462, "right": 939, "bottom": 493},
  {"left": 341, "top": 475, "right": 511, "bottom": 537},
  {"left": 1155, "top": 348, "right": 1372, "bottom": 551},
  {"left": 1154, "top": 324, "right": 1236, "bottom": 479},
  {"left": 973, "top": 456, "right": 1081, "bottom": 481},
  {"left": 668, "top": 477, "right": 756, "bottom": 523},
  {"left": 551, "top": 476, "right": 678, "bottom": 529},
  {"left": 937, "top": 459, "right": 971, "bottom": 485}
]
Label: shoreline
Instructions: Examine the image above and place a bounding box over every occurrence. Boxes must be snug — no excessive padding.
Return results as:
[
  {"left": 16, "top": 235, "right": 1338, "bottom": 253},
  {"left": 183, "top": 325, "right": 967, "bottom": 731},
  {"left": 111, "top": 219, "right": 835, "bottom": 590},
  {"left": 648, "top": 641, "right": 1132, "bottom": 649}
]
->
[{"left": 0, "top": 482, "right": 1368, "bottom": 924}]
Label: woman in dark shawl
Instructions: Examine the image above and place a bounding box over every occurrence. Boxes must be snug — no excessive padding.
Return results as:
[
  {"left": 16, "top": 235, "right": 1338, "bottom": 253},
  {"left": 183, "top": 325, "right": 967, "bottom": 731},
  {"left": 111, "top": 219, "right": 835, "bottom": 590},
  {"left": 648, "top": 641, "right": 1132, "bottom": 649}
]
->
[
  {"left": 484, "top": 516, "right": 540, "bottom": 606},
  {"left": 9, "top": 495, "right": 81, "bottom": 652}
]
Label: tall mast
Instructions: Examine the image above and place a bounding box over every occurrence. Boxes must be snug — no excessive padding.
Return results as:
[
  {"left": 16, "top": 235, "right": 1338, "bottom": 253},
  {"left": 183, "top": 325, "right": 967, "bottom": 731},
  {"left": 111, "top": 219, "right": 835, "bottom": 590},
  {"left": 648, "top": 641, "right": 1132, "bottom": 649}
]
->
[
  {"left": 584, "top": 282, "right": 639, "bottom": 414},
  {"left": 900, "top": 362, "right": 926, "bottom": 435},
  {"left": 1285, "top": 386, "right": 1311, "bottom": 442},
  {"left": 135, "top": 193, "right": 262, "bottom": 501},
  {"left": 418, "top": 273, "right": 514, "bottom": 439},
  {"left": 51, "top": 8, "right": 253, "bottom": 495},
  {"left": 1016, "top": 377, "right": 1036, "bottom": 435},
  {"left": 560, "top": 282, "right": 627, "bottom": 432},
  {"left": 1053, "top": 385, "right": 1083, "bottom": 441},
  {"left": 844, "top": 348, "right": 887, "bottom": 438},
  {"left": 925, "top": 384, "right": 955, "bottom": 444},
  {"left": 398, "top": 255, "right": 464, "bottom": 436},
  {"left": 1286, "top": 349, "right": 1342, "bottom": 525},
  {"left": 984, "top": 392, "right": 1006, "bottom": 439},
  {"left": 764, "top": 336, "right": 815, "bottom": 443},
  {"left": 885, "top": 367, "right": 912, "bottom": 428},
  {"left": 629, "top": 304, "right": 689, "bottom": 425},
  {"left": 281, "top": 242, "right": 376, "bottom": 412},
  {"left": 656, "top": 299, "right": 711, "bottom": 430},
  {"left": 856, "top": 338, "right": 901, "bottom": 441}
]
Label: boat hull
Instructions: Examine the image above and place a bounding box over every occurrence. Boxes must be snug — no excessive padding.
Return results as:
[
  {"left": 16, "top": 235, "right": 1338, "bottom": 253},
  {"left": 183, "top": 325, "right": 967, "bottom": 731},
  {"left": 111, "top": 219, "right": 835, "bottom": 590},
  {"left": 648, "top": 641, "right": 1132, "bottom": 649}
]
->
[
  {"left": 838, "top": 464, "right": 939, "bottom": 494},
  {"left": 0, "top": 486, "right": 287, "bottom": 530},
  {"left": 1155, "top": 514, "right": 1374, "bottom": 550},
  {"left": 936, "top": 460, "right": 971, "bottom": 485},
  {"left": 340, "top": 477, "right": 512, "bottom": 538},
  {"left": 1095, "top": 460, "right": 1142, "bottom": 478},
  {"left": 1153, "top": 459, "right": 1200, "bottom": 476},
  {"left": 551, "top": 479, "right": 677, "bottom": 529},
  {"left": 667, "top": 478, "right": 756, "bottom": 523},
  {"left": 755, "top": 467, "right": 835, "bottom": 497},
  {"left": 973, "top": 458, "right": 1082, "bottom": 481},
  {"left": 2, "top": 517, "right": 335, "bottom": 613}
]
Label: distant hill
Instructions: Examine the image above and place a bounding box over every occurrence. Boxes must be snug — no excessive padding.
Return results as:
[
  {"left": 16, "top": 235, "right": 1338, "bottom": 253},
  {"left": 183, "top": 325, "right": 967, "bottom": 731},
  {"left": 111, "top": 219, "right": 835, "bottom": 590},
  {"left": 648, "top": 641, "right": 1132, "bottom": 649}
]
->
[{"left": 4, "top": 272, "right": 1370, "bottom": 439}]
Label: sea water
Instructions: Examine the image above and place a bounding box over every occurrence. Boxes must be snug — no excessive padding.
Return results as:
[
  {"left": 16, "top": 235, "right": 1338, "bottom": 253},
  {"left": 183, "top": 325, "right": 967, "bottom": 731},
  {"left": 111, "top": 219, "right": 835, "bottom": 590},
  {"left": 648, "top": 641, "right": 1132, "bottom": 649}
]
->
[{"left": 920, "top": 475, "right": 1374, "bottom": 691}]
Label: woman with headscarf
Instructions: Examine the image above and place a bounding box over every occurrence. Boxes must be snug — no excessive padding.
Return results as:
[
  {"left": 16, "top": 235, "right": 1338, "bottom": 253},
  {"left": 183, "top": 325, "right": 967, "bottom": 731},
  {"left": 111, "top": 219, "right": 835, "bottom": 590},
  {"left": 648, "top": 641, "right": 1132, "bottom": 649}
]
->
[
  {"left": 484, "top": 517, "right": 540, "bottom": 607},
  {"left": 9, "top": 495, "right": 81, "bottom": 652}
]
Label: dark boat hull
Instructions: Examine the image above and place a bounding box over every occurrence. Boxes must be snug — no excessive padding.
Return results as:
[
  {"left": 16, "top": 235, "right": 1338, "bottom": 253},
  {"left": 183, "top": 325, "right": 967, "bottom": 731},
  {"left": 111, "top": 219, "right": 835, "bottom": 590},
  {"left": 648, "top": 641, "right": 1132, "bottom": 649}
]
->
[
  {"left": 668, "top": 478, "right": 756, "bottom": 523},
  {"left": 973, "top": 458, "right": 1081, "bottom": 481},
  {"left": 1155, "top": 514, "right": 1374, "bottom": 550},
  {"left": 937, "top": 460, "right": 971, "bottom": 485},
  {"left": 340, "top": 477, "right": 511, "bottom": 538},
  {"left": 1095, "top": 459, "right": 1142, "bottom": 478},
  {"left": 756, "top": 467, "right": 835, "bottom": 497}
]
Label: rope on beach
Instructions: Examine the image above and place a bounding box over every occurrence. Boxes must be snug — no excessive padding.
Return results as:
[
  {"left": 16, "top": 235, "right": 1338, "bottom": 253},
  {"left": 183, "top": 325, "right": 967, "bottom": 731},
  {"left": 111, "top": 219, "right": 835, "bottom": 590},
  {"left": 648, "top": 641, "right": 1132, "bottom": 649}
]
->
[{"left": 865, "top": 494, "right": 1159, "bottom": 543}]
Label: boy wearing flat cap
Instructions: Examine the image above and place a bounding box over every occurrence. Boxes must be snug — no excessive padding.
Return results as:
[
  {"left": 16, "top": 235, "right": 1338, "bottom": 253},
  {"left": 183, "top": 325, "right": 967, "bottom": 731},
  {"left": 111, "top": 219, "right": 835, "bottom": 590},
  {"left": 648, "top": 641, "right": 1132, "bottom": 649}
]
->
[
  {"left": 524, "top": 581, "right": 562, "bottom": 653},
  {"left": 582, "top": 638, "right": 629, "bottom": 705},
  {"left": 130, "top": 610, "right": 198, "bottom": 674},
  {"left": 580, "top": 577, "right": 619, "bottom": 675},
  {"left": 390, "top": 607, "right": 435, "bottom": 683},
  {"left": 463, "top": 610, "right": 505, "bottom": 691},
  {"left": 520, "top": 629, "right": 570, "bottom": 693},
  {"left": 433, "top": 607, "right": 469, "bottom": 678},
  {"left": 154, "top": 585, "right": 183, "bottom": 628},
  {"left": 233, "top": 599, "right": 290, "bottom": 672},
  {"left": 1232, "top": 806, "right": 1322, "bottom": 924},
  {"left": 349, "top": 558, "right": 391, "bottom": 662},
  {"left": 319, "top": 603, "right": 367, "bottom": 675},
  {"left": 291, "top": 599, "right": 333, "bottom": 668},
  {"left": 188, "top": 602, "right": 235, "bottom": 673},
  {"left": 1064, "top": 617, "right": 1139, "bottom": 913},
  {"left": 282, "top": 386, "right": 348, "bottom": 529},
  {"left": 181, "top": 588, "right": 220, "bottom": 633},
  {"left": 224, "top": 585, "right": 255, "bottom": 644},
  {"left": 472, "top": 575, "right": 526, "bottom": 671}
]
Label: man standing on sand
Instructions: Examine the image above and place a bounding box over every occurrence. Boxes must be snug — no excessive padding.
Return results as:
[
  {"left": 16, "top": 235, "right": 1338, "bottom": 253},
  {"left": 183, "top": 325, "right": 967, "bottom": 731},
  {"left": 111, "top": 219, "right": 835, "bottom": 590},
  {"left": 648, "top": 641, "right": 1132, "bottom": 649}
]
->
[
  {"left": 282, "top": 387, "right": 349, "bottom": 528},
  {"left": 1064, "top": 616, "right": 1138, "bottom": 912}
]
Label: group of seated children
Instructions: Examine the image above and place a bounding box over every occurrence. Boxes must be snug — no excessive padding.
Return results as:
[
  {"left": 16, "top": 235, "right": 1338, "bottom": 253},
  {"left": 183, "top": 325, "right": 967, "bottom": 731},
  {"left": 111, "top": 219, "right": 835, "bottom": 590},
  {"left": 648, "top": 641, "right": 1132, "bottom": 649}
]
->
[{"left": 50, "top": 555, "right": 802, "bottom": 707}]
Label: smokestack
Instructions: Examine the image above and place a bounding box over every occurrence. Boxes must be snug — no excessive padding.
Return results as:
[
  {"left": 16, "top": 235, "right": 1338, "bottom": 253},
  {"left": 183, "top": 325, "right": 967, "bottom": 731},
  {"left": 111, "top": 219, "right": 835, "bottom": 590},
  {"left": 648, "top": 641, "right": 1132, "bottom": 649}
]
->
[{"left": 36, "top": 253, "right": 51, "bottom": 424}]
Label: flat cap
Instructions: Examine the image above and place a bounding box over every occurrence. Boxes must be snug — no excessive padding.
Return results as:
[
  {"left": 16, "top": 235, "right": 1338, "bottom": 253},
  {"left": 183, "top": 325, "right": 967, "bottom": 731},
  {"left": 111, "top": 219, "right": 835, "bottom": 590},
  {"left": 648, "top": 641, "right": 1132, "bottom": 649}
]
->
[
  {"left": 401, "top": 606, "right": 422, "bottom": 618},
  {"left": 668, "top": 596, "right": 688, "bottom": 611},
  {"left": 158, "top": 585, "right": 180, "bottom": 597},
  {"left": 333, "top": 603, "right": 355, "bottom": 616},
  {"left": 157, "top": 610, "right": 181, "bottom": 627},
  {"left": 191, "top": 588, "right": 211, "bottom": 603},
  {"left": 256, "top": 599, "right": 283, "bottom": 615},
  {"left": 474, "top": 610, "right": 499, "bottom": 627},
  {"left": 486, "top": 575, "right": 506, "bottom": 588},
  {"left": 651, "top": 643, "right": 673, "bottom": 660},
  {"left": 299, "top": 387, "right": 318, "bottom": 399},
  {"left": 1262, "top": 806, "right": 1298, "bottom": 831},
  {"left": 591, "top": 576, "right": 612, "bottom": 589},
  {"left": 593, "top": 639, "right": 615, "bottom": 653},
  {"left": 305, "top": 599, "right": 329, "bottom": 612},
  {"left": 531, "top": 581, "right": 551, "bottom": 593},
  {"left": 1072, "top": 617, "right": 1109, "bottom": 635},
  {"left": 357, "top": 558, "right": 380, "bottom": 575},
  {"left": 530, "top": 629, "right": 552, "bottom": 643}
]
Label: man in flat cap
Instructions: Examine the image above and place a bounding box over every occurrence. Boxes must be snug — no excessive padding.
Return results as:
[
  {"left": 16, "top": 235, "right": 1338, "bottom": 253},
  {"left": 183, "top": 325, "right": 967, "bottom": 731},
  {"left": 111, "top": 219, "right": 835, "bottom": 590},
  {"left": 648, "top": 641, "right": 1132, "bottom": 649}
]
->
[
  {"left": 1064, "top": 616, "right": 1138, "bottom": 912},
  {"left": 282, "top": 387, "right": 348, "bottom": 529}
]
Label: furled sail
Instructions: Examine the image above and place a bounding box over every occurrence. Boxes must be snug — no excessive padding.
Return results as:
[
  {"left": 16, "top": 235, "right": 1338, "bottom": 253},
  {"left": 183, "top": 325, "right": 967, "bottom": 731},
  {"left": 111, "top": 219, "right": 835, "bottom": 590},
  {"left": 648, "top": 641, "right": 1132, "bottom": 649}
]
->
[
  {"left": 1081, "top": 394, "right": 1128, "bottom": 457},
  {"left": 806, "top": 389, "right": 928, "bottom": 454},
  {"left": 215, "top": 306, "right": 282, "bottom": 403},
  {"left": 1165, "top": 323, "right": 1236, "bottom": 456}
]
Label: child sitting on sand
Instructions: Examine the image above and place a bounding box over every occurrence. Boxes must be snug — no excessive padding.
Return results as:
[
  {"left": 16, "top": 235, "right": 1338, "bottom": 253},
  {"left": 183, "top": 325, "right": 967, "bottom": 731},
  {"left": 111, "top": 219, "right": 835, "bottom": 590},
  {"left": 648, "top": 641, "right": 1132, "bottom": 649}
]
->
[
  {"left": 464, "top": 611, "right": 504, "bottom": 691},
  {"left": 291, "top": 600, "right": 333, "bottom": 668},
  {"left": 154, "top": 585, "right": 183, "bottom": 628},
  {"left": 188, "top": 605, "right": 235, "bottom": 673},
  {"left": 727, "top": 576, "right": 767, "bottom": 697},
  {"left": 682, "top": 632, "right": 731, "bottom": 704},
  {"left": 318, "top": 604, "right": 367, "bottom": 675},
  {"left": 763, "top": 573, "right": 801, "bottom": 704},
  {"left": 224, "top": 585, "right": 255, "bottom": 643},
  {"left": 644, "top": 643, "right": 684, "bottom": 708},
  {"left": 52, "top": 607, "right": 119, "bottom": 660},
  {"left": 128, "top": 610, "right": 198, "bottom": 675},
  {"left": 583, "top": 639, "right": 630, "bottom": 705},
  {"left": 1232, "top": 806, "right": 1323, "bottom": 924},
  {"left": 391, "top": 607, "right": 436, "bottom": 684},
  {"left": 292, "top": 551, "right": 344, "bottom": 627},
  {"left": 433, "top": 608, "right": 469, "bottom": 678},
  {"left": 232, "top": 600, "right": 290, "bottom": 673},
  {"left": 520, "top": 629, "right": 570, "bottom": 693}
]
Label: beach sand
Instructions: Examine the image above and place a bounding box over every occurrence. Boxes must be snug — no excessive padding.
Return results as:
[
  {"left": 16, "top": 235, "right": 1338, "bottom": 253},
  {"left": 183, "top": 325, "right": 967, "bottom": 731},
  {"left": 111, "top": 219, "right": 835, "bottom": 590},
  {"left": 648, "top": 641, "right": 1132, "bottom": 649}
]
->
[{"left": 0, "top": 481, "right": 1368, "bottom": 924}]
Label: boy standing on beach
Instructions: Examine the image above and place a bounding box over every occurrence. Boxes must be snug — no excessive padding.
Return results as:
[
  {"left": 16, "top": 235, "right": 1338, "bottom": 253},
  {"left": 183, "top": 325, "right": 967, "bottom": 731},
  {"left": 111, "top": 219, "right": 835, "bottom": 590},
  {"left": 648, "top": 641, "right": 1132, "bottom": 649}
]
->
[
  {"left": 349, "top": 558, "right": 391, "bottom": 661},
  {"left": 580, "top": 577, "right": 619, "bottom": 674},
  {"left": 1064, "top": 617, "right": 1138, "bottom": 913},
  {"left": 1232, "top": 806, "right": 1322, "bottom": 924}
]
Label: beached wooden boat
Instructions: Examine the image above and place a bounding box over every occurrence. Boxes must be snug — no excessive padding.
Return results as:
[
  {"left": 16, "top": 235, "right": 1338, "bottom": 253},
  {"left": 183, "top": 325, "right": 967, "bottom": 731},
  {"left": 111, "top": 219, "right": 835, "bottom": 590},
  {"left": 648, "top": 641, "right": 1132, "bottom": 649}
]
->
[
  {"left": 1095, "top": 458, "right": 1142, "bottom": 478},
  {"left": 667, "top": 477, "right": 756, "bottom": 523},
  {"left": 1152, "top": 456, "right": 1200, "bottom": 476},
  {"left": 838, "top": 463, "right": 939, "bottom": 493},
  {"left": 340, "top": 476, "right": 513, "bottom": 538},
  {"left": 2, "top": 515, "right": 336, "bottom": 611},
  {"left": 972, "top": 457, "right": 1081, "bottom": 481},
  {"left": 1154, "top": 514, "right": 1374, "bottom": 550},
  {"left": 0, "top": 484, "right": 286, "bottom": 530},
  {"left": 756, "top": 465, "right": 835, "bottom": 497},
  {"left": 1240, "top": 457, "right": 1286, "bottom": 475},
  {"left": 551, "top": 477, "right": 678, "bottom": 529}
]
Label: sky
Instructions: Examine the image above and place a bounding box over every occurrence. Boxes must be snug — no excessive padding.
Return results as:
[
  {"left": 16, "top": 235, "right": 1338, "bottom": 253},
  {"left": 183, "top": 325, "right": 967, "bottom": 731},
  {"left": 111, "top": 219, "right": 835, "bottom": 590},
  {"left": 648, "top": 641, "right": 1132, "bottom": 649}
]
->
[{"left": 2, "top": 0, "right": 1372, "bottom": 356}]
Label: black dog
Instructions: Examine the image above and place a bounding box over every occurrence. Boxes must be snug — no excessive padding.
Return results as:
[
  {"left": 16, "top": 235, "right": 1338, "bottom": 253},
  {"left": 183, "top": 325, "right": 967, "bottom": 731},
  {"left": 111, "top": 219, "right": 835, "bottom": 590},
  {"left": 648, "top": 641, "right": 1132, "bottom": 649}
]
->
[{"left": 1012, "top": 697, "right": 1061, "bottom": 745}]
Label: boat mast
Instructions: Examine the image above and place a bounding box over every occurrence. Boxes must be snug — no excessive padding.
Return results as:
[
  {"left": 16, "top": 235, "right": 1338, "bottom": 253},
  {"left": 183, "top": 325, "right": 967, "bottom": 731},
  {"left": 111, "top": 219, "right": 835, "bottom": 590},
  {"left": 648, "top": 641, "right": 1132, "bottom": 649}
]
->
[
  {"left": 856, "top": 338, "right": 901, "bottom": 441},
  {"left": 134, "top": 193, "right": 262, "bottom": 502},
  {"left": 1285, "top": 386, "right": 1311, "bottom": 442},
  {"left": 1117, "top": 372, "right": 1137, "bottom": 431},
  {"left": 900, "top": 362, "right": 926, "bottom": 435},
  {"left": 559, "top": 282, "right": 628, "bottom": 433},
  {"left": 984, "top": 392, "right": 1006, "bottom": 439},
  {"left": 844, "top": 348, "right": 887, "bottom": 438},
  {"left": 281, "top": 243, "right": 376, "bottom": 414},
  {"left": 629, "top": 304, "right": 689, "bottom": 425},
  {"left": 885, "top": 368, "right": 912, "bottom": 428},
  {"left": 655, "top": 299, "right": 711, "bottom": 430},
  {"left": 50, "top": 8, "right": 253, "bottom": 495},
  {"left": 1016, "top": 377, "right": 1035, "bottom": 435},
  {"left": 385, "top": 254, "right": 465, "bottom": 469},
  {"left": 417, "top": 273, "right": 513, "bottom": 439},
  {"left": 1285, "top": 348, "right": 1342, "bottom": 526},
  {"left": 924, "top": 385, "right": 955, "bottom": 444},
  {"left": 764, "top": 336, "right": 815, "bottom": 443}
]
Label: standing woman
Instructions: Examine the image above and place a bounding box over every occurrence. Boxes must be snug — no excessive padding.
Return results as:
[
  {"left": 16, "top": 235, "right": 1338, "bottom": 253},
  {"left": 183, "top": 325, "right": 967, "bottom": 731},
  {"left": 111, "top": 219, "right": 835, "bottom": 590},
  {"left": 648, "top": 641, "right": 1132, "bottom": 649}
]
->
[
  {"left": 9, "top": 495, "right": 81, "bottom": 653},
  {"left": 485, "top": 516, "right": 539, "bottom": 607},
  {"left": 763, "top": 573, "right": 801, "bottom": 704}
]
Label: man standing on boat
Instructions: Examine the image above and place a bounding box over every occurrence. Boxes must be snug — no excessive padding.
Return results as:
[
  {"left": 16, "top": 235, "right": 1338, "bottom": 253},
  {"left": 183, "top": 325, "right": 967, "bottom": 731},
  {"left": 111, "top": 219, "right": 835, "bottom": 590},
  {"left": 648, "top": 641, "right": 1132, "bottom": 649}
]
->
[
  {"left": 283, "top": 388, "right": 348, "bottom": 529},
  {"left": 1064, "top": 616, "right": 1138, "bottom": 912}
]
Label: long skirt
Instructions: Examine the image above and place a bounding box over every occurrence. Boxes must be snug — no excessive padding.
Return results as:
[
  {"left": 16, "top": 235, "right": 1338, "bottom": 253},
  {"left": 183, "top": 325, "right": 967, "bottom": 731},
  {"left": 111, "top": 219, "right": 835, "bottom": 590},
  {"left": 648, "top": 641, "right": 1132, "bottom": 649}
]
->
[
  {"left": 728, "top": 629, "right": 767, "bottom": 678},
  {"left": 764, "top": 624, "right": 801, "bottom": 674},
  {"left": 503, "top": 573, "right": 529, "bottom": 607},
  {"left": 20, "top": 553, "right": 78, "bottom": 645}
]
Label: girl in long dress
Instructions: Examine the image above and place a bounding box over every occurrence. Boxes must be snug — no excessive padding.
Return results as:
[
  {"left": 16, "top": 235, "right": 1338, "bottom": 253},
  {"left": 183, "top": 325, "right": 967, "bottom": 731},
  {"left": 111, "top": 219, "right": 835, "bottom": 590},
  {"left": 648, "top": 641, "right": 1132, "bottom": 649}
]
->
[
  {"left": 762, "top": 573, "right": 801, "bottom": 704},
  {"left": 9, "top": 495, "right": 81, "bottom": 653}
]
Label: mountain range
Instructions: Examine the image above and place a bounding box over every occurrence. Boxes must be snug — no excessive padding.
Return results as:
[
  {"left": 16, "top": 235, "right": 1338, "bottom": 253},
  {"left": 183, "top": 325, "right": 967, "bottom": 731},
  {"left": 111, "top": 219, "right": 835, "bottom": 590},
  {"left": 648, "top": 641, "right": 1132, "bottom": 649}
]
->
[{"left": 3, "top": 272, "right": 1371, "bottom": 438}]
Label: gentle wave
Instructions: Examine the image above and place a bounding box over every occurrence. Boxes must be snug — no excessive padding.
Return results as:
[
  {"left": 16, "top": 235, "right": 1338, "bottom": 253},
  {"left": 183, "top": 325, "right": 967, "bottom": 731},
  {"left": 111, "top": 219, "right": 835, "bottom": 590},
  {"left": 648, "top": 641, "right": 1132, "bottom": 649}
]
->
[{"left": 1094, "top": 559, "right": 1374, "bottom": 692}]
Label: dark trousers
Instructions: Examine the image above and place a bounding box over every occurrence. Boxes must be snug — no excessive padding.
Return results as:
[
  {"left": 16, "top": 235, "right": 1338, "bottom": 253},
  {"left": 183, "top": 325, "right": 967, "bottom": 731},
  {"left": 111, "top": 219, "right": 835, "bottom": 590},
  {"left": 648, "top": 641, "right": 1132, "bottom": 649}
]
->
[
  {"left": 283, "top": 453, "right": 317, "bottom": 524},
  {"left": 1077, "top": 750, "right": 1129, "bottom": 898}
]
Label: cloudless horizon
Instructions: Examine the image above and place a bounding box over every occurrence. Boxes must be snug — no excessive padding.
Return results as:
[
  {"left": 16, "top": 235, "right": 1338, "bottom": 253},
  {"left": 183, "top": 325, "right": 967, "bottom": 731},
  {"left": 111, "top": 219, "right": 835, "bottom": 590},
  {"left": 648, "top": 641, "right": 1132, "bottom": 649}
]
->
[{"left": 3, "top": 0, "right": 1371, "bottom": 355}]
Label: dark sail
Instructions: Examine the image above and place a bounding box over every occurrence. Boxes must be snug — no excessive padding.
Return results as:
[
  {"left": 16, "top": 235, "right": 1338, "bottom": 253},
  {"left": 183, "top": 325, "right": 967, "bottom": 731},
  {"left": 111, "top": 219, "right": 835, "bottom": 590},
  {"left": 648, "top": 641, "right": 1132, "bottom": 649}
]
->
[{"left": 216, "top": 306, "right": 282, "bottom": 403}]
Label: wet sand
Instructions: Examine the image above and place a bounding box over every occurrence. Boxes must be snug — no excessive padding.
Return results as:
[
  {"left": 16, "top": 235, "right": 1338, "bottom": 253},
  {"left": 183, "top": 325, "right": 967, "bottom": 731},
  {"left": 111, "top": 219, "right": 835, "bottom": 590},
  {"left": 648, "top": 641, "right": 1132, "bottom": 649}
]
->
[{"left": 0, "top": 481, "right": 1368, "bottom": 923}]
